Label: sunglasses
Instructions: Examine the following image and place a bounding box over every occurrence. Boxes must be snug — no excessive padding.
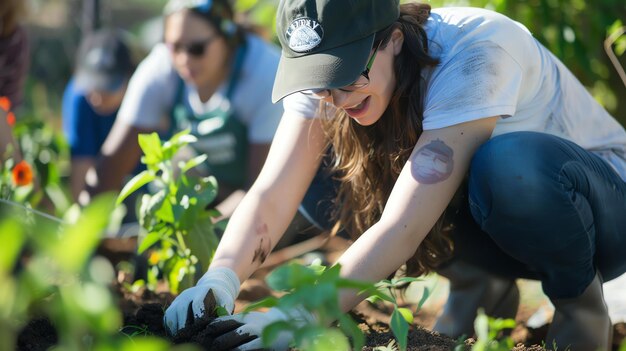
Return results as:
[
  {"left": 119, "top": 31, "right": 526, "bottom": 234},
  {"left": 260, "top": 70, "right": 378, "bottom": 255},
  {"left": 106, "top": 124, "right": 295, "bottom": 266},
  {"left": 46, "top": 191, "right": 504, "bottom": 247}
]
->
[
  {"left": 301, "top": 40, "right": 383, "bottom": 99},
  {"left": 166, "top": 36, "right": 217, "bottom": 57}
]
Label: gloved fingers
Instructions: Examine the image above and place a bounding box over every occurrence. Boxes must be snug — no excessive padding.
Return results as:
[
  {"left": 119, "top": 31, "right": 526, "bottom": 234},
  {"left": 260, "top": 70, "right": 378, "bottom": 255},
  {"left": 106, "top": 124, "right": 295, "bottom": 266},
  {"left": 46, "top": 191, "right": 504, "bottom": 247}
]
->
[
  {"left": 191, "top": 291, "right": 210, "bottom": 320},
  {"left": 211, "top": 325, "right": 258, "bottom": 351},
  {"left": 163, "top": 299, "right": 187, "bottom": 335},
  {"left": 207, "top": 315, "right": 245, "bottom": 335}
]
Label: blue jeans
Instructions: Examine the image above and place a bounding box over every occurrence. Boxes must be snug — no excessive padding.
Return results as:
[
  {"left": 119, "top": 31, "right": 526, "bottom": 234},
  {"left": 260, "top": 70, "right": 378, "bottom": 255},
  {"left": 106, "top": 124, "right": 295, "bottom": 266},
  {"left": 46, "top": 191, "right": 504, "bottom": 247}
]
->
[
  {"left": 468, "top": 131, "right": 626, "bottom": 298},
  {"left": 299, "top": 132, "right": 626, "bottom": 299}
]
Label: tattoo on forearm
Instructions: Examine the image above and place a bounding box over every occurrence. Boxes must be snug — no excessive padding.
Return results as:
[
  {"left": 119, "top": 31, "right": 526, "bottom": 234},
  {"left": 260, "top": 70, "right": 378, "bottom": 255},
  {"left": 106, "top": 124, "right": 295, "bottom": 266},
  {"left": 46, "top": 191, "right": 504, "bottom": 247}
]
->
[
  {"left": 411, "top": 139, "right": 454, "bottom": 184},
  {"left": 252, "top": 237, "right": 271, "bottom": 264}
]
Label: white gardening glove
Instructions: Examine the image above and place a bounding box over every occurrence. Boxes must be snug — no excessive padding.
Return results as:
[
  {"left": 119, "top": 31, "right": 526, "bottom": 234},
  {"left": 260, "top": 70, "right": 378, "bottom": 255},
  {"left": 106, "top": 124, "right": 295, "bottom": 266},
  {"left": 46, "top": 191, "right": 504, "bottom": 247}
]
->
[
  {"left": 207, "top": 306, "right": 315, "bottom": 351},
  {"left": 163, "top": 266, "right": 240, "bottom": 335}
]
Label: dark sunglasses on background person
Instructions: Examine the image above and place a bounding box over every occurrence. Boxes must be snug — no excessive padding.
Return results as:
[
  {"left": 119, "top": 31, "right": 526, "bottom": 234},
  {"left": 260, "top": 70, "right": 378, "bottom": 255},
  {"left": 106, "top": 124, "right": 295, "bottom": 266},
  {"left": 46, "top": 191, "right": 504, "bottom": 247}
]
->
[{"left": 166, "top": 36, "right": 217, "bottom": 57}]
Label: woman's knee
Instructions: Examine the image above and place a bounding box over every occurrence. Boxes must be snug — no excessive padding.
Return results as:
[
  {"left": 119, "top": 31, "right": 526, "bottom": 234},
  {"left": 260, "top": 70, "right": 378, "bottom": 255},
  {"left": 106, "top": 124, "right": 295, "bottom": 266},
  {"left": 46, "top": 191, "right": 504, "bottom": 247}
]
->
[{"left": 468, "top": 132, "right": 564, "bottom": 225}]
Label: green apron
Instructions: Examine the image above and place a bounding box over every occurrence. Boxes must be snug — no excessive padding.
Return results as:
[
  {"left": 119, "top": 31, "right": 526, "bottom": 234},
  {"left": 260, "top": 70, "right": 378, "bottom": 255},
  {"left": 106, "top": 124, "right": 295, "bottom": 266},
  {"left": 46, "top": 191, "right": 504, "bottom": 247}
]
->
[{"left": 171, "top": 45, "right": 248, "bottom": 189}]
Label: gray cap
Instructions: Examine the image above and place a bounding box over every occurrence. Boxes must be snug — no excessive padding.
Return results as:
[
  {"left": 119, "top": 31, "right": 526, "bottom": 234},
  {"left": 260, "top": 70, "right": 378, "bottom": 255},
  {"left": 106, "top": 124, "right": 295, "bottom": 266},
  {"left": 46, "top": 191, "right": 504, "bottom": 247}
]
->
[
  {"left": 272, "top": 0, "right": 400, "bottom": 102},
  {"left": 74, "top": 29, "right": 134, "bottom": 92}
]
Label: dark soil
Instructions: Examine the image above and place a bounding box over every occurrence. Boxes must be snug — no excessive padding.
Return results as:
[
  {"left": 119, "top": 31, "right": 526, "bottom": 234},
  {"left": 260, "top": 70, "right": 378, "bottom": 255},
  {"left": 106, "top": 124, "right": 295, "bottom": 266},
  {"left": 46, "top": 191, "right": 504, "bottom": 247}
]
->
[
  {"left": 14, "top": 238, "right": 626, "bottom": 351},
  {"left": 14, "top": 291, "right": 626, "bottom": 351},
  {"left": 17, "top": 318, "right": 58, "bottom": 351}
]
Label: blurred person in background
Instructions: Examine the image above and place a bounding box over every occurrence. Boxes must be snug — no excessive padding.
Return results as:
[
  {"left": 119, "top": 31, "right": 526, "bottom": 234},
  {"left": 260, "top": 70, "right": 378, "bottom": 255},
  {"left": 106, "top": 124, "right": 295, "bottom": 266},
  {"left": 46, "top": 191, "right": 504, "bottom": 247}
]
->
[
  {"left": 80, "top": 0, "right": 284, "bottom": 220},
  {"left": 62, "top": 28, "right": 138, "bottom": 201}
]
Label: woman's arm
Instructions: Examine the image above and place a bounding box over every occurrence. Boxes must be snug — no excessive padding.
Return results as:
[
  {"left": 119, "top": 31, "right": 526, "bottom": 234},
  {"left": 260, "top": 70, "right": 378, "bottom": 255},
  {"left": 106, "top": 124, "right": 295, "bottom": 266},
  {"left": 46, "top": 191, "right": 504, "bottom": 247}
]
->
[
  {"left": 210, "top": 111, "right": 327, "bottom": 283},
  {"left": 336, "top": 116, "right": 499, "bottom": 311}
]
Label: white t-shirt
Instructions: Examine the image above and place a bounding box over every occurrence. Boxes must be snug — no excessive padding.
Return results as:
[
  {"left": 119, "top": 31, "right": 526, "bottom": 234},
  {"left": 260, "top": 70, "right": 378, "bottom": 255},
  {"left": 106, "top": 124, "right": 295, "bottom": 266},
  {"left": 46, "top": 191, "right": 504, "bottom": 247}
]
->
[
  {"left": 118, "top": 34, "right": 283, "bottom": 143},
  {"left": 284, "top": 7, "right": 626, "bottom": 180}
]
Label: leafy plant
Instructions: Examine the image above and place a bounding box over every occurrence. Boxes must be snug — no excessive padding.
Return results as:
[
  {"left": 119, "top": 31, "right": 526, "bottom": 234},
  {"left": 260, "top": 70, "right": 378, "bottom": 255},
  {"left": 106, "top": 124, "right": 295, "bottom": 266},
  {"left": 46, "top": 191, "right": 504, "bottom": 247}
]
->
[
  {"left": 245, "top": 261, "right": 428, "bottom": 351},
  {"left": 366, "top": 276, "right": 427, "bottom": 351},
  {"left": 116, "top": 129, "right": 225, "bottom": 294},
  {"left": 0, "top": 194, "right": 112, "bottom": 349},
  {"left": 244, "top": 261, "right": 370, "bottom": 351},
  {"left": 470, "top": 308, "right": 516, "bottom": 351},
  {"left": 1, "top": 95, "right": 70, "bottom": 217},
  {"left": 1, "top": 158, "right": 35, "bottom": 203}
]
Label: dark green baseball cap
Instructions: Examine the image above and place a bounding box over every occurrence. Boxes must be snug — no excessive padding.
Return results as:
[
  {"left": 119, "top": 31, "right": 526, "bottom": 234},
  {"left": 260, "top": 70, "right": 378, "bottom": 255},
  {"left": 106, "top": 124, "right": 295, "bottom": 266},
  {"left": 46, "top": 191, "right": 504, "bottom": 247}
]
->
[{"left": 272, "top": 0, "right": 400, "bottom": 103}]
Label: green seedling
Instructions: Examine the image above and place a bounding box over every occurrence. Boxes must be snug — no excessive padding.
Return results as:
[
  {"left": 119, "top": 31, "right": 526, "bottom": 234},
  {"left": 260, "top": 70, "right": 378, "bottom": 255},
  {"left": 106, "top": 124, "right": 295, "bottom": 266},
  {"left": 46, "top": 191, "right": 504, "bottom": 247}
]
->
[
  {"left": 117, "top": 129, "right": 225, "bottom": 294},
  {"left": 244, "top": 261, "right": 373, "bottom": 351},
  {"left": 470, "top": 308, "right": 516, "bottom": 351},
  {"left": 366, "top": 276, "right": 427, "bottom": 351},
  {"left": 245, "top": 261, "right": 428, "bottom": 351}
]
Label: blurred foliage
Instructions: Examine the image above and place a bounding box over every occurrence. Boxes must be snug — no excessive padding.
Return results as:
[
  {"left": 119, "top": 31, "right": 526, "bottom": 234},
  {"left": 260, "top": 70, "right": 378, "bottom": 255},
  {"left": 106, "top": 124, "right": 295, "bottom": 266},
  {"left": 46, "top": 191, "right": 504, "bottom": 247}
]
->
[{"left": 0, "top": 195, "right": 200, "bottom": 350}]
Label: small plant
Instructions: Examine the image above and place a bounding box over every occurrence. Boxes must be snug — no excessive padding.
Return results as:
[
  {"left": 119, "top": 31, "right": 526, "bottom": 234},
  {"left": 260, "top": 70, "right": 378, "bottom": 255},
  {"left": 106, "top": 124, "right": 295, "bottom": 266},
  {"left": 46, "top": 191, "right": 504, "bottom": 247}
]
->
[
  {"left": 1, "top": 158, "right": 35, "bottom": 202},
  {"left": 117, "top": 129, "right": 225, "bottom": 294},
  {"left": 366, "top": 276, "right": 427, "bottom": 351},
  {"left": 1, "top": 95, "right": 71, "bottom": 216},
  {"left": 244, "top": 261, "right": 370, "bottom": 350},
  {"left": 470, "top": 308, "right": 516, "bottom": 351},
  {"left": 245, "top": 261, "right": 427, "bottom": 351}
]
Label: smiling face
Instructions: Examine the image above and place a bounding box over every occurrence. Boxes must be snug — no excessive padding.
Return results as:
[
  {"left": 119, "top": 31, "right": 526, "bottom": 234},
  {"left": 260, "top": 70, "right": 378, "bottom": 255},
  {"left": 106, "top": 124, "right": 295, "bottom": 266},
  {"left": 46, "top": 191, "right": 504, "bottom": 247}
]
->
[
  {"left": 164, "top": 10, "right": 230, "bottom": 91},
  {"left": 322, "top": 29, "right": 404, "bottom": 126}
]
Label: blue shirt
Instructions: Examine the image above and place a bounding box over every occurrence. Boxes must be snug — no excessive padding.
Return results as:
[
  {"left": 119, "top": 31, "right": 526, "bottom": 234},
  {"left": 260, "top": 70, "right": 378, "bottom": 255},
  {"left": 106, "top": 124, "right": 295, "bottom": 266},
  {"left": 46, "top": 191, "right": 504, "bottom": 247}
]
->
[{"left": 62, "top": 78, "right": 116, "bottom": 158}]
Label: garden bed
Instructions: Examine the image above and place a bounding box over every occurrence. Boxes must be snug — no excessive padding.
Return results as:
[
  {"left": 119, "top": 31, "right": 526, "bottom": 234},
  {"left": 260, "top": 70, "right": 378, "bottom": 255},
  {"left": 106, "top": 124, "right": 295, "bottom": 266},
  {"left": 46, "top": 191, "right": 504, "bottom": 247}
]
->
[{"left": 16, "top": 268, "right": 626, "bottom": 351}]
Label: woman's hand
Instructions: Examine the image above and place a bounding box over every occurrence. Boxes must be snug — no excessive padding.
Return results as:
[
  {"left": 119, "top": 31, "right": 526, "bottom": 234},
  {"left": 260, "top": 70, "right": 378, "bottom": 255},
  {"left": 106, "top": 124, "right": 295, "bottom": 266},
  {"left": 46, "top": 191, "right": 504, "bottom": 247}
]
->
[
  {"left": 163, "top": 267, "right": 240, "bottom": 335},
  {"left": 207, "top": 306, "right": 315, "bottom": 351}
]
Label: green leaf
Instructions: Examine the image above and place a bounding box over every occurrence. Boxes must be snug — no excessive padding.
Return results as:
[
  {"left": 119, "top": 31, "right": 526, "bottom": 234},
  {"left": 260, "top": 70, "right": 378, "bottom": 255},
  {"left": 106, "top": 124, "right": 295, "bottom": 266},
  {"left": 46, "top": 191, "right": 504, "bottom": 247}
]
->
[
  {"left": 390, "top": 308, "right": 409, "bottom": 351},
  {"left": 300, "top": 327, "right": 351, "bottom": 351},
  {"left": 179, "top": 154, "right": 208, "bottom": 174},
  {"left": 50, "top": 194, "right": 116, "bottom": 272},
  {"left": 0, "top": 219, "right": 24, "bottom": 273},
  {"left": 262, "top": 321, "right": 294, "bottom": 347},
  {"left": 214, "top": 218, "right": 228, "bottom": 232},
  {"left": 266, "top": 263, "right": 318, "bottom": 291},
  {"left": 417, "top": 286, "right": 431, "bottom": 309},
  {"left": 154, "top": 195, "right": 174, "bottom": 223},
  {"left": 117, "top": 170, "right": 155, "bottom": 205},
  {"left": 337, "top": 314, "right": 365, "bottom": 351},
  {"left": 242, "top": 296, "right": 279, "bottom": 313},
  {"left": 137, "top": 232, "right": 162, "bottom": 254},
  {"left": 397, "top": 307, "right": 414, "bottom": 324},
  {"left": 138, "top": 133, "right": 164, "bottom": 165},
  {"left": 184, "top": 217, "right": 219, "bottom": 271}
]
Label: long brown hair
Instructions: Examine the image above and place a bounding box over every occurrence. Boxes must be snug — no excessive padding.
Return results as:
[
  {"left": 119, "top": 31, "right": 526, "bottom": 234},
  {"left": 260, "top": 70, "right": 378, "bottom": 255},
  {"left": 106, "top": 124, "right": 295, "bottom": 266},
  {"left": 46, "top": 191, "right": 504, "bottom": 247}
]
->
[{"left": 321, "top": 3, "right": 453, "bottom": 277}]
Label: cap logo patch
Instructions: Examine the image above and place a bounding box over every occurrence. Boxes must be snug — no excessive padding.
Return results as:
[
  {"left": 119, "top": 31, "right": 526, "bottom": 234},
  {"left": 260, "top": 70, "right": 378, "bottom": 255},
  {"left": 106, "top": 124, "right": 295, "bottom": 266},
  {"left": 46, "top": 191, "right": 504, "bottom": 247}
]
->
[{"left": 285, "top": 17, "right": 323, "bottom": 52}]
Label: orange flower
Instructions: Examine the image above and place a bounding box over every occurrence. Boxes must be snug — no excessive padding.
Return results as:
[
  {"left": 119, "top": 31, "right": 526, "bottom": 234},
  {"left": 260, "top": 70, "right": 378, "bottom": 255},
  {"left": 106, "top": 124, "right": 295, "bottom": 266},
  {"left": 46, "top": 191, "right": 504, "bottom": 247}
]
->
[
  {"left": 0, "top": 96, "right": 10, "bottom": 112},
  {"left": 148, "top": 250, "right": 161, "bottom": 265},
  {"left": 12, "top": 160, "right": 34, "bottom": 186},
  {"left": 6, "top": 111, "right": 15, "bottom": 127}
]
